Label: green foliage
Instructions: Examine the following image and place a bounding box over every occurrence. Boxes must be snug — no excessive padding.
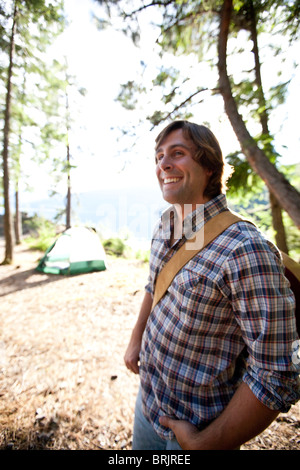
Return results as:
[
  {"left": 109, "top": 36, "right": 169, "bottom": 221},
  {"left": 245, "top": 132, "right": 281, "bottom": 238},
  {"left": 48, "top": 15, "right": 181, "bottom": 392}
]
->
[
  {"left": 156, "top": 0, "right": 219, "bottom": 57},
  {"left": 102, "top": 237, "right": 128, "bottom": 257},
  {"left": 0, "top": 0, "right": 68, "bottom": 197},
  {"left": 135, "top": 248, "right": 150, "bottom": 263},
  {"left": 106, "top": 0, "right": 300, "bottom": 148},
  {"left": 102, "top": 0, "right": 300, "bottom": 243},
  {"left": 282, "top": 212, "right": 300, "bottom": 261},
  {"left": 152, "top": 66, "right": 180, "bottom": 87},
  {"left": 116, "top": 80, "right": 146, "bottom": 110},
  {"left": 226, "top": 151, "right": 264, "bottom": 198},
  {"left": 23, "top": 214, "right": 57, "bottom": 251},
  {"left": 101, "top": 235, "right": 150, "bottom": 261},
  {"left": 227, "top": 163, "right": 300, "bottom": 258},
  {"left": 228, "top": 190, "right": 300, "bottom": 260},
  {"left": 268, "top": 81, "right": 291, "bottom": 108}
]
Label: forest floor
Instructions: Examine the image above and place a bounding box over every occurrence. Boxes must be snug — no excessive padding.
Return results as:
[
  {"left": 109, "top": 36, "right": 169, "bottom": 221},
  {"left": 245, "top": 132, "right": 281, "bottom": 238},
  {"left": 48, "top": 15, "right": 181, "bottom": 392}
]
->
[{"left": 0, "top": 240, "right": 299, "bottom": 451}]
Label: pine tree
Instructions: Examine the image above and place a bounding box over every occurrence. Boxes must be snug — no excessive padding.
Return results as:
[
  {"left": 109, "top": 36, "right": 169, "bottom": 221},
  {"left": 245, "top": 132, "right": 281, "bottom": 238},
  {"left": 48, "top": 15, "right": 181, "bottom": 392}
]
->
[
  {"left": 0, "top": 0, "right": 65, "bottom": 263},
  {"left": 96, "top": 0, "right": 300, "bottom": 230}
]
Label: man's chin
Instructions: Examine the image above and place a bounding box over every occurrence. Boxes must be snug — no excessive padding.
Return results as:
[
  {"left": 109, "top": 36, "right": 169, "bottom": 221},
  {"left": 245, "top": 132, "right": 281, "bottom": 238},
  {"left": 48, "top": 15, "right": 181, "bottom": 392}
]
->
[
  {"left": 161, "top": 188, "right": 180, "bottom": 204},
  {"left": 162, "top": 194, "right": 178, "bottom": 205}
]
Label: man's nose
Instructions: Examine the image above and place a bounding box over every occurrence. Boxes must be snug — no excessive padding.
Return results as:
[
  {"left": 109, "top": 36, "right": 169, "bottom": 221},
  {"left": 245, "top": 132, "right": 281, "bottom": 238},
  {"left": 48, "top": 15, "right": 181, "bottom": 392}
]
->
[{"left": 158, "top": 154, "right": 173, "bottom": 171}]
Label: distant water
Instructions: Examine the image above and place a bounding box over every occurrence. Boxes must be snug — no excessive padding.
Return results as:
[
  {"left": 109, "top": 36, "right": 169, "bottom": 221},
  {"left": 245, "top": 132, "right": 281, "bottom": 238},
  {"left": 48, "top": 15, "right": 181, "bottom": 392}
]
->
[{"left": 21, "top": 187, "right": 168, "bottom": 245}]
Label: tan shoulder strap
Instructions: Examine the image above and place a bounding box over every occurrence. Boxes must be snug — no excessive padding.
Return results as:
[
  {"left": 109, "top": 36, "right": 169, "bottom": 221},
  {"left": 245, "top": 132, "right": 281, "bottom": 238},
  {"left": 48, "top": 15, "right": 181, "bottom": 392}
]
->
[{"left": 152, "top": 210, "right": 249, "bottom": 310}]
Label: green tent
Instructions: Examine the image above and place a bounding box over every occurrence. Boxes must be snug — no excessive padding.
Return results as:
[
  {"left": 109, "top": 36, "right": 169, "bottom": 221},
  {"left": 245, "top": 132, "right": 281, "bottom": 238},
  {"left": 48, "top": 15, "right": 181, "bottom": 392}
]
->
[{"left": 36, "top": 226, "right": 107, "bottom": 275}]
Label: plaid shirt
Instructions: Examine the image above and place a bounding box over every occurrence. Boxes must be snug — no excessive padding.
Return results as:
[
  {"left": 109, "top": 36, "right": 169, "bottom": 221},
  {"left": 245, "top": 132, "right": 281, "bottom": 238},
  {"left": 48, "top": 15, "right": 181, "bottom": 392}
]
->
[{"left": 140, "top": 194, "right": 300, "bottom": 441}]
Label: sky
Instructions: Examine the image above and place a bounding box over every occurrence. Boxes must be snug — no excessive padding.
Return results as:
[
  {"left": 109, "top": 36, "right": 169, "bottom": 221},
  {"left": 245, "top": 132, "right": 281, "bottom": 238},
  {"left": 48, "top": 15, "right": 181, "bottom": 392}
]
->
[
  {"left": 21, "top": 0, "right": 300, "bottom": 203},
  {"left": 23, "top": 0, "right": 163, "bottom": 201}
]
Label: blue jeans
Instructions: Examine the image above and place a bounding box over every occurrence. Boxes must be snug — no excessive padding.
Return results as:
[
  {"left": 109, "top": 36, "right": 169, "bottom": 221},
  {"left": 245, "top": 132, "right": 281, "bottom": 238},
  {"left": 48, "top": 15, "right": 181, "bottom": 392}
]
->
[{"left": 132, "top": 387, "right": 182, "bottom": 450}]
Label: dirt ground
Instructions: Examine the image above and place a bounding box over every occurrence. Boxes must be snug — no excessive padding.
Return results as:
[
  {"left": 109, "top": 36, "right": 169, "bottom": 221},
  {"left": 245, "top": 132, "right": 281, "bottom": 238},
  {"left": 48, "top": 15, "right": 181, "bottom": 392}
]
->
[{"left": 0, "top": 240, "right": 299, "bottom": 450}]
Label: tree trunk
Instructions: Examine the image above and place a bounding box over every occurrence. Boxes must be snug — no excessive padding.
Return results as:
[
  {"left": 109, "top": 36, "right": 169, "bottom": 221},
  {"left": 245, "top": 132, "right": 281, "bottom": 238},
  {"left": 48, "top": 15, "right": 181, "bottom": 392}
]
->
[
  {"left": 66, "top": 143, "right": 71, "bottom": 229},
  {"left": 218, "top": 0, "right": 300, "bottom": 229},
  {"left": 14, "top": 189, "right": 22, "bottom": 245},
  {"left": 2, "top": 1, "right": 18, "bottom": 264},
  {"left": 269, "top": 191, "right": 289, "bottom": 253},
  {"left": 65, "top": 80, "right": 71, "bottom": 230},
  {"left": 248, "top": 0, "right": 288, "bottom": 252},
  {"left": 14, "top": 69, "right": 27, "bottom": 246}
]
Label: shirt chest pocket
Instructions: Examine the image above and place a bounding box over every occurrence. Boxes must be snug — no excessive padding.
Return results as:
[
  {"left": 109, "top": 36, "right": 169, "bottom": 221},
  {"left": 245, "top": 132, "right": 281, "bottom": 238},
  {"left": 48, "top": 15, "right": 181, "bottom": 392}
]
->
[
  {"left": 168, "top": 266, "right": 206, "bottom": 327},
  {"left": 168, "top": 261, "right": 223, "bottom": 331},
  {"left": 174, "top": 266, "right": 201, "bottom": 292}
]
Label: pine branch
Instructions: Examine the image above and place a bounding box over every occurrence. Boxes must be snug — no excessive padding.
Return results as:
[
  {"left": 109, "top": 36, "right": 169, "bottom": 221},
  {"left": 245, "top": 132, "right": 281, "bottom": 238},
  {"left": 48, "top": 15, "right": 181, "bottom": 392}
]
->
[
  {"left": 123, "top": 0, "right": 175, "bottom": 18},
  {"left": 149, "top": 87, "right": 209, "bottom": 130}
]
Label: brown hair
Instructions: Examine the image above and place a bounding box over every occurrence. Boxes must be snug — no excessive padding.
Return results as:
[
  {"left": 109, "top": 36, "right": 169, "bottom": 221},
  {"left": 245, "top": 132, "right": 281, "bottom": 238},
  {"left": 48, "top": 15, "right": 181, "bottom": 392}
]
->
[{"left": 155, "top": 120, "right": 233, "bottom": 200}]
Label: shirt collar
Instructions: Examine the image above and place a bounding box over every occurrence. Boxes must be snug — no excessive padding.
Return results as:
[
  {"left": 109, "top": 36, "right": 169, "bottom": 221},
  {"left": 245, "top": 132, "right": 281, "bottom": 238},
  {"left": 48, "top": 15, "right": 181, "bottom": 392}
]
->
[
  {"left": 159, "top": 194, "right": 228, "bottom": 243},
  {"left": 203, "top": 193, "right": 228, "bottom": 221}
]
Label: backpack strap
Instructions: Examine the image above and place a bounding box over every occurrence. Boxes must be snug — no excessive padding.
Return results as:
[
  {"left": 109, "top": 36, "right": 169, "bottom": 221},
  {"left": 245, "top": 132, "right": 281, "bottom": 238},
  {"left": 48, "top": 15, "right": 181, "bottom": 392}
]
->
[
  {"left": 152, "top": 209, "right": 250, "bottom": 310},
  {"left": 152, "top": 208, "right": 300, "bottom": 336}
]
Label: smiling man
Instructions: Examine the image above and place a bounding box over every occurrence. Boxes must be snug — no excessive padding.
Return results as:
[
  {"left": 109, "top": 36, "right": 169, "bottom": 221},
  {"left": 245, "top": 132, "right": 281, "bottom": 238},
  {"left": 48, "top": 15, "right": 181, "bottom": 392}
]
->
[
  {"left": 155, "top": 127, "right": 212, "bottom": 208},
  {"left": 124, "top": 120, "right": 300, "bottom": 450}
]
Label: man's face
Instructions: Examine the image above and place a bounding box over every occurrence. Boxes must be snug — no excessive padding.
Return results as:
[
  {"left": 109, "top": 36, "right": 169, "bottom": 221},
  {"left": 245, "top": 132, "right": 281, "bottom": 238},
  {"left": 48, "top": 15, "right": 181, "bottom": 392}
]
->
[{"left": 155, "top": 128, "right": 212, "bottom": 209}]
